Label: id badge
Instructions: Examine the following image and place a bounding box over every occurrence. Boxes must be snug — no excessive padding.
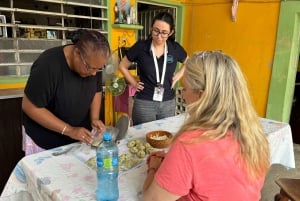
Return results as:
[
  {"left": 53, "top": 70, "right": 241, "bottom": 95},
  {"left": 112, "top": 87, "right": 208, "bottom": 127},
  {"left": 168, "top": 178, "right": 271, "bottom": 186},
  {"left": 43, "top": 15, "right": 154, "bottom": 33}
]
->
[{"left": 153, "top": 87, "right": 164, "bottom": 101}]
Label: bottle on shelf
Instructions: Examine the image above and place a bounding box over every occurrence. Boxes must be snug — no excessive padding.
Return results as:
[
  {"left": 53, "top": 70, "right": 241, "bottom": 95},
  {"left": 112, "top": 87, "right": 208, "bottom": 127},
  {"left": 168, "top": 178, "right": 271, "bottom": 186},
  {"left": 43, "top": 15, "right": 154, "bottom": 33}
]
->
[
  {"left": 96, "top": 132, "right": 119, "bottom": 201},
  {"left": 130, "top": 6, "right": 137, "bottom": 24}
]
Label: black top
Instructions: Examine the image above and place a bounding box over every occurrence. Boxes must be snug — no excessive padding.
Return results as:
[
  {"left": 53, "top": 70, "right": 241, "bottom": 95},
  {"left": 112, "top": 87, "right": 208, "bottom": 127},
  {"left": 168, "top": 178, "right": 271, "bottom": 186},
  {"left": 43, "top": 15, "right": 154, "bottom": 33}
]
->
[
  {"left": 23, "top": 46, "right": 103, "bottom": 149},
  {"left": 126, "top": 39, "right": 187, "bottom": 101}
]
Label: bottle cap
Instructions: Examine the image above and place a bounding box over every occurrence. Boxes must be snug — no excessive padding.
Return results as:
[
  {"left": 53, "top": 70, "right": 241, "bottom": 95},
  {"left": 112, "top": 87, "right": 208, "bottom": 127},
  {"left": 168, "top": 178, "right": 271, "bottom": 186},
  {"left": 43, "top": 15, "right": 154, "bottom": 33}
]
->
[{"left": 103, "top": 132, "right": 112, "bottom": 141}]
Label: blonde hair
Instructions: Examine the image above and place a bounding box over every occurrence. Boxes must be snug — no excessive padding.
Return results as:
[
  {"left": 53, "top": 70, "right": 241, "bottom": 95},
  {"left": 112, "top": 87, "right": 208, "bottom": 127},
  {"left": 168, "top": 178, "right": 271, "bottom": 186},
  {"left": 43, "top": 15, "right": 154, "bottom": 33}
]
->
[{"left": 176, "top": 51, "right": 270, "bottom": 179}]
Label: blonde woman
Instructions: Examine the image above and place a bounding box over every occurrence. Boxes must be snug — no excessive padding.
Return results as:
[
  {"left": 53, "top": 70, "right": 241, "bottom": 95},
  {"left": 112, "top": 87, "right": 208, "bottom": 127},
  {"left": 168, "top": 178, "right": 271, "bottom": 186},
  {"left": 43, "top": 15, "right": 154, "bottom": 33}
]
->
[{"left": 143, "top": 51, "right": 270, "bottom": 201}]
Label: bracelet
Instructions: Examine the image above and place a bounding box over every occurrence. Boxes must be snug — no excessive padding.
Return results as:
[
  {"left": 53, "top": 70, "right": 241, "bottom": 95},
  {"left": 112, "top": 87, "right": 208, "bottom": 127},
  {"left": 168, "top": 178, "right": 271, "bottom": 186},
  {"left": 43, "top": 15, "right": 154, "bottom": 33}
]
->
[
  {"left": 147, "top": 167, "right": 157, "bottom": 174},
  {"left": 61, "top": 125, "right": 67, "bottom": 135}
]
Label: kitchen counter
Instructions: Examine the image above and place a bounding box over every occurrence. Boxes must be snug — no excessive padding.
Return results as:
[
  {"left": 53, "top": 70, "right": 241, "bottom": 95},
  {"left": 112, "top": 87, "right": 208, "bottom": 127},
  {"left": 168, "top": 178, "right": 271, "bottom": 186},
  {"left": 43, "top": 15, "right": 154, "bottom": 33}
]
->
[{"left": 0, "top": 88, "right": 24, "bottom": 99}]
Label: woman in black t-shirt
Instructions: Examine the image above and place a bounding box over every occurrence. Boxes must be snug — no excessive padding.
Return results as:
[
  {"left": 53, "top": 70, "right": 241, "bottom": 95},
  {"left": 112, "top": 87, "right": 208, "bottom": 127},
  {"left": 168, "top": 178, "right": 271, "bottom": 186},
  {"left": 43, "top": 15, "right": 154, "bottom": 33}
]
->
[
  {"left": 119, "top": 12, "right": 188, "bottom": 125},
  {"left": 22, "top": 29, "right": 110, "bottom": 153}
]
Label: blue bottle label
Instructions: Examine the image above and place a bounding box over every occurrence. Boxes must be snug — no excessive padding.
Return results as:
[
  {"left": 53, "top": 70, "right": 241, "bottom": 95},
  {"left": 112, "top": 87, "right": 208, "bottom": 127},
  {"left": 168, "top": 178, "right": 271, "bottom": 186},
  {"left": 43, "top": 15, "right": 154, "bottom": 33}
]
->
[
  {"left": 112, "top": 157, "right": 118, "bottom": 166},
  {"left": 97, "top": 158, "right": 104, "bottom": 167}
]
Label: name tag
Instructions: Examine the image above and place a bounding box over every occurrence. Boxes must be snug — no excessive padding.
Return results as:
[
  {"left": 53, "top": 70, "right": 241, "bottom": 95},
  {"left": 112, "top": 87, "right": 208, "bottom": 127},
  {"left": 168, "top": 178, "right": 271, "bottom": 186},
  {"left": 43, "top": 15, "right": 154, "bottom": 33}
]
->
[{"left": 153, "top": 87, "right": 164, "bottom": 102}]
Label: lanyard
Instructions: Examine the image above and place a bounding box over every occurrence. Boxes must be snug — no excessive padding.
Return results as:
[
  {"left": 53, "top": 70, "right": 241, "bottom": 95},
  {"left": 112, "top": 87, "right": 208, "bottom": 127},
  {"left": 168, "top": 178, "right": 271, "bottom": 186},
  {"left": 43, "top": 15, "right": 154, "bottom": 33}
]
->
[{"left": 151, "top": 42, "right": 167, "bottom": 86}]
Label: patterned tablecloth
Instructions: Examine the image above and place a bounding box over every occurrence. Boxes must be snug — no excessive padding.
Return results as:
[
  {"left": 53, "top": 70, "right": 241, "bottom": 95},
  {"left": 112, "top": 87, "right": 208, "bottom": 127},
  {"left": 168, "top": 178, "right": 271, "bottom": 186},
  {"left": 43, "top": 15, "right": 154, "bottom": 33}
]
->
[{"left": 0, "top": 113, "right": 295, "bottom": 201}]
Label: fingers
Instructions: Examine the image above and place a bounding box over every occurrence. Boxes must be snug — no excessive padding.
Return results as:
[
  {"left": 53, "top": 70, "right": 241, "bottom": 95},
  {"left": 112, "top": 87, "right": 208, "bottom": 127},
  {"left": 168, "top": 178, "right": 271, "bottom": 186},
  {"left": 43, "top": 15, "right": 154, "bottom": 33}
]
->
[
  {"left": 147, "top": 151, "right": 166, "bottom": 166},
  {"left": 135, "top": 81, "right": 144, "bottom": 92},
  {"left": 71, "top": 127, "right": 93, "bottom": 144},
  {"left": 150, "top": 151, "right": 165, "bottom": 158},
  {"left": 80, "top": 132, "right": 93, "bottom": 144},
  {"left": 147, "top": 151, "right": 165, "bottom": 162},
  {"left": 171, "top": 82, "right": 176, "bottom": 89},
  {"left": 91, "top": 120, "right": 105, "bottom": 131},
  {"left": 147, "top": 155, "right": 164, "bottom": 169}
]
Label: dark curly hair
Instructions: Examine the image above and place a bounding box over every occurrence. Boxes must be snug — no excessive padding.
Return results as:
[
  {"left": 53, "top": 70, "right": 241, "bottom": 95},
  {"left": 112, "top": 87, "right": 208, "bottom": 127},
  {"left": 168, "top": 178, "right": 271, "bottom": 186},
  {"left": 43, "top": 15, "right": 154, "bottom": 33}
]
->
[{"left": 68, "top": 29, "right": 111, "bottom": 57}]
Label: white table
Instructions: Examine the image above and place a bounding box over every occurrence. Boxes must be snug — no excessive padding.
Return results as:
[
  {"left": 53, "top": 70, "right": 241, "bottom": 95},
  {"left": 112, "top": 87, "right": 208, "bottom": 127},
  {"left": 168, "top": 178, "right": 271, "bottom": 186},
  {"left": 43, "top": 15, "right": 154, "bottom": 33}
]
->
[
  {"left": 0, "top": 113, "right": 295, "bottom": 201},
  {"left": 259, "top": 117, "right": 295, "bottom": 169}
]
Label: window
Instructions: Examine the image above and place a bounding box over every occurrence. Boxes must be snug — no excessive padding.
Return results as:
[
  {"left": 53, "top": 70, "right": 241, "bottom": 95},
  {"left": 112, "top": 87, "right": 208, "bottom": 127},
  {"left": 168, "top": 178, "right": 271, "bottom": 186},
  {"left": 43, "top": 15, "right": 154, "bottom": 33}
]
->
[{"left": 0, "top": 0, "right": 108, "bottom": 77}]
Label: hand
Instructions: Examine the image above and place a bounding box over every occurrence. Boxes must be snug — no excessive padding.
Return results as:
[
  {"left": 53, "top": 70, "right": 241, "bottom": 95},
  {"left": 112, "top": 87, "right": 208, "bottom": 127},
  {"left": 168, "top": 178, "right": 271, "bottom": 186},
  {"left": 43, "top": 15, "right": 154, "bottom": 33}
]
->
[
  {"left": 91, "top": 119, "right": 105, "bottom": 131},
  {"left": 171, "top": 74, "right": 180, "bottom": 89},
  {"left": 147, "top": 151, "right": 166, "bottom": 169},
  {"left": 142, "top": 151, "right": 166, "bottom": 192},
  {"left": 171, "top": 66, "right": 185, "bottom": 89},
  {"left": 67, "top": 126, "right": 93, "bottom": 144},
  {"left": 148, "top": 155, "right": 164, "bottom": 171},
  {"left": 135, "top": 81, "right": 144, "bottom": 92}
]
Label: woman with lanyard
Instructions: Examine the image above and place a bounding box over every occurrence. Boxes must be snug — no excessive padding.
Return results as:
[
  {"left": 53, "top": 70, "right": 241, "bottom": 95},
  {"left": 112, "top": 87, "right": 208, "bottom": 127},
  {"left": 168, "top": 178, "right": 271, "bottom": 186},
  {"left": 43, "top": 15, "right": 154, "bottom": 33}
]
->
[{"left": 118, "top": 11, "right": 188, "bottom": 125}]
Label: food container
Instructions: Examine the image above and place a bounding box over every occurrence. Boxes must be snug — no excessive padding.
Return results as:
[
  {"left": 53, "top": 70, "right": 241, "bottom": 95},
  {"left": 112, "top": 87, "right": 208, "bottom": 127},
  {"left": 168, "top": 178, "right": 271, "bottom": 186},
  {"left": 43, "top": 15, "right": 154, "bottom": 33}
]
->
[{"left": 146, "top": 130, "right": 173, "bottom": 149}]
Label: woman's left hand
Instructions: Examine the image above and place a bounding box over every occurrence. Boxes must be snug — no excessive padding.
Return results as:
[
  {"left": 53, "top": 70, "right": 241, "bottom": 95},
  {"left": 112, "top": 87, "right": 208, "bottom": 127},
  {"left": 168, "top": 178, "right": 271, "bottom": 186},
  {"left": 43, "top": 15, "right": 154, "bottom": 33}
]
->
[
  {"left": 91, "top": 119, "right": 105, "bottom": 131},
  {"left": 171, "top": 59, "right": 187, "bottom": 89}
]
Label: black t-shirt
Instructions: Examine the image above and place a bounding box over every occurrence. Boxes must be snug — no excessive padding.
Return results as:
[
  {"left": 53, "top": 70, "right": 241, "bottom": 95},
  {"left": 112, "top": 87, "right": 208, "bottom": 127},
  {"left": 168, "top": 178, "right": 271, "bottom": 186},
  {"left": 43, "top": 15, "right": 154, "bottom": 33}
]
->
[
  {"left": 126, "top": 39, "right": 187, "bottom": 101},
  {"left": 23, "top": 45, "right": 103, "bottom": 149}
]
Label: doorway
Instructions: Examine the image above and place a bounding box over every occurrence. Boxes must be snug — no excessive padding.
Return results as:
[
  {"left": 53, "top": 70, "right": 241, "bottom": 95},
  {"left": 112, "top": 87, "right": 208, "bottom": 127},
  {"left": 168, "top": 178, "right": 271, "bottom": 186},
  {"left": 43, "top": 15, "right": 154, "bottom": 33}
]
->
[
  {"left": 136, "top": 0, "right": 185, "bottom": 44},
  {"left": 137, "top": 2, "right": 176, "bottom": 41},
  {"left": 266, "top": 1, "right": 300, "bottom": 144},
  {"left": 290, "top": 66, "right": 300, "bottom": 144},
  {"left": 122, "top": 1, "right": 184, "bottom": 124}
]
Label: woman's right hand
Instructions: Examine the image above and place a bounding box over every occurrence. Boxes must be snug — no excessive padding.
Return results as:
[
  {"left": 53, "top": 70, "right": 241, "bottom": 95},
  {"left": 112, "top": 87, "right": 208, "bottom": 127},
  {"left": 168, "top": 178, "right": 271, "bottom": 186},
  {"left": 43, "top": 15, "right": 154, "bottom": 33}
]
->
[
  {"left": 135, "top": 81, "right": 144, "bottom": 92},
  {"left": 65, "top": 126, "right": 93, "bottom": 144}
]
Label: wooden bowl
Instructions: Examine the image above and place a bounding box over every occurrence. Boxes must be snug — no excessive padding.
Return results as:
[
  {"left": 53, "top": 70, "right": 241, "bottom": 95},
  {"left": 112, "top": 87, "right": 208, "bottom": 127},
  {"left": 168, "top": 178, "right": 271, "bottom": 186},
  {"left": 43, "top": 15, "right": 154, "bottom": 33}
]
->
[{"left": 146, "top": 130, "right": 173, "bottom": 149}]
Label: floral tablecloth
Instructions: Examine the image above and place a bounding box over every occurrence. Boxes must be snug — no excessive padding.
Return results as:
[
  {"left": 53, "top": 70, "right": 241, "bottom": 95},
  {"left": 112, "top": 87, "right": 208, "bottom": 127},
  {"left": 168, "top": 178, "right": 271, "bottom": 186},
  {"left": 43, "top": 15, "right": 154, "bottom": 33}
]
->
[{"left": 1, "top": 113, "right": 295, "bottom": 201}]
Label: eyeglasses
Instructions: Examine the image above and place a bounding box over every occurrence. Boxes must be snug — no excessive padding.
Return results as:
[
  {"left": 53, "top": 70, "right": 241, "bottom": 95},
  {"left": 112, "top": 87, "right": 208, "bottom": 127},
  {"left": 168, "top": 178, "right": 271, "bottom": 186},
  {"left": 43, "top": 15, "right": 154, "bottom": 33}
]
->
[
  {"left": 151, "top": 28, "right": 170, "bottom": 38},
  {"left": 197, "top": 51, "right": 210, "bottom": 70},
  {"left": 198, "top": 50, "right": 222, "bottom": 56},
  {"left": 196, "top": 51, "right": 212, "bottom": 85},
  {"left": 79, "top": 51, "right": 103, "bottom": 72}
]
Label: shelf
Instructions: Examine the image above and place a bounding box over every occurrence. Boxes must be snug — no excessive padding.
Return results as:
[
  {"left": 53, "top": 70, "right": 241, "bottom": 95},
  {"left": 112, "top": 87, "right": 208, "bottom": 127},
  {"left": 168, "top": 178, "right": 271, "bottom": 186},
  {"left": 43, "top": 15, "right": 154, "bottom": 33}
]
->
[{"left": 112, "top": 24, "right": 144, "bottom": 30}]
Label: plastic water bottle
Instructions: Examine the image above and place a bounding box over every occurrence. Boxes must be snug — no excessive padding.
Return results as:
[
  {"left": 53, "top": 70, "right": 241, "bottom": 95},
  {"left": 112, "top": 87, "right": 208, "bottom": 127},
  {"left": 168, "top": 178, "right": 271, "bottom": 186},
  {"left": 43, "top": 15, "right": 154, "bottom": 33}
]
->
[{"left": 96, "top": 132, "right": 119, "bottom": 201}]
